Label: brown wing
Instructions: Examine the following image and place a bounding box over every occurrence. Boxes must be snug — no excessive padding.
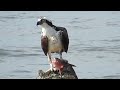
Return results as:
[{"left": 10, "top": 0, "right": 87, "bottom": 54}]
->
[
  {"left": 41, "top": 36, "right": 48, "bottom": 56},
  {"left": 61, "top": 28, "right": 69, "bottom": 53},
  {"left": 56, "top": 27, "right": 69, "bottom": 53}
]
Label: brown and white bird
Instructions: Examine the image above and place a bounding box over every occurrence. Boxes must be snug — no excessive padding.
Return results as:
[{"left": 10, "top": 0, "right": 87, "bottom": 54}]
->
[{"left": 37, "top": 17, "right": 69, "bottom": 71}]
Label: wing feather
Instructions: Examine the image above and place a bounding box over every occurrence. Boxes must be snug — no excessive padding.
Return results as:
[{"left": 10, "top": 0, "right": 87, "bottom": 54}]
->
[
  {"left": 55, "top": 27, "right": 69, "bottom": 53},
  {"left": 41, "top": 36, "right": 48, "bottom": 56}
]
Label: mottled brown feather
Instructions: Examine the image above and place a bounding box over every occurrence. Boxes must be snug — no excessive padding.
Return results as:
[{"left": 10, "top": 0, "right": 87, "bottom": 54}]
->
[{"left": 41, "top": 36, "right": 48, "bottom": 56}]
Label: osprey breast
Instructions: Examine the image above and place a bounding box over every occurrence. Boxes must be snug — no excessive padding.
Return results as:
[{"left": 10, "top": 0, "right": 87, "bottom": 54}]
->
[{"left": 49, "top": 36, "right": 62, "bottom": 53}]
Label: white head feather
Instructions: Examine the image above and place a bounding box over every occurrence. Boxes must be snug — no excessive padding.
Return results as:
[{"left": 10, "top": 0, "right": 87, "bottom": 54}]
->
[{"left": 37, "top": 17, "right": 52, "bottom": 23}]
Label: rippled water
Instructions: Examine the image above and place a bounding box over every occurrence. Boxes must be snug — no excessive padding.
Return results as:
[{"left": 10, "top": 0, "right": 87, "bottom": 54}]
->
[{"left": 0, "top": 11, "right": 120, "bottom": 79}]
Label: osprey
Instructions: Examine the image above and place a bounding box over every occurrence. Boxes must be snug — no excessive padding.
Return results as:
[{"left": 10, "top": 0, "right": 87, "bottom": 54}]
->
[{"left": 37, "top": 17, "right": 69, "bottom": 71}]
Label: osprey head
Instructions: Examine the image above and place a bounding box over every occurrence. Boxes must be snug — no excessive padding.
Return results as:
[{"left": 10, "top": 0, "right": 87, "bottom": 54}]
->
[{"left": 37, "top": 17, "right": 53, "bottom": 27}]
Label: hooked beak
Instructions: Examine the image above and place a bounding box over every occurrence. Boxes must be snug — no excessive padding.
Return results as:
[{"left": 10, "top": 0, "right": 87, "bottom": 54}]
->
[{"left": 36, "top": 21, "right": 40, "bottom": 26}]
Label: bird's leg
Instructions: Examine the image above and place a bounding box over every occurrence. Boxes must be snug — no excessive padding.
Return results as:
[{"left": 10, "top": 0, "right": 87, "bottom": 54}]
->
[
  {"left": 59, "top": 52, "right": 63, "bottom": 60},
  {"left": 47, "top": 52, "right": 53, "bottom": 71}
]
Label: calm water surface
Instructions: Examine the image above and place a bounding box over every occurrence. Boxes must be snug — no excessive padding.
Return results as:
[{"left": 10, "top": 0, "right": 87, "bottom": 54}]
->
[{"left": 0, "top": 11, "right": 120, "bottom": 79}]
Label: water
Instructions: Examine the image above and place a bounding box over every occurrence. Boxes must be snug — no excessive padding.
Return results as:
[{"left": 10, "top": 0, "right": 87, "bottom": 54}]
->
[{"left": 0, "top": 11, "right": 120, "bottom": 79}]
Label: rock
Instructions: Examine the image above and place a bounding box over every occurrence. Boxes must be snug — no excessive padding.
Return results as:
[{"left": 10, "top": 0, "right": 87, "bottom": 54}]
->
[{"left": 36, "top": 58, "right": 78, "bottom": 79}]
